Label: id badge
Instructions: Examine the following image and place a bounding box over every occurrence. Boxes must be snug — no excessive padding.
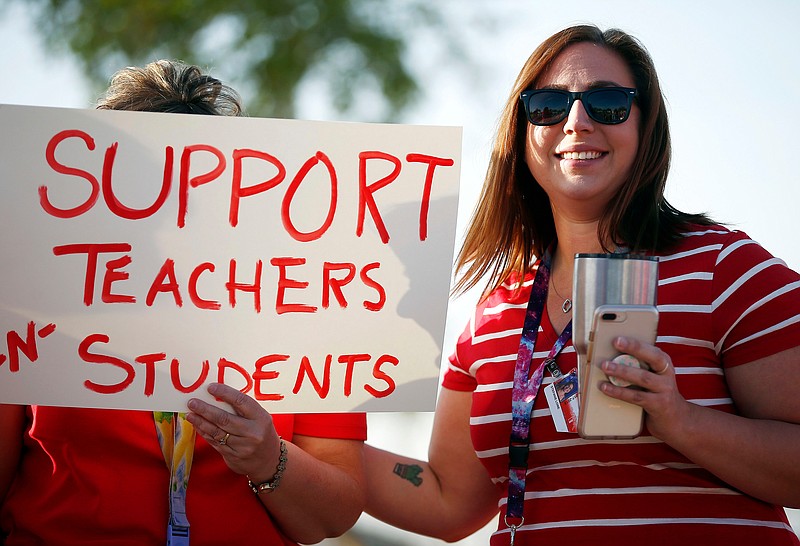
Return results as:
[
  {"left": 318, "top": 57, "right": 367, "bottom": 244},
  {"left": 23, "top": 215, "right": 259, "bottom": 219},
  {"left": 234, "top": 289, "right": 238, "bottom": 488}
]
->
[{"left": 544, "top": 369, "right": 579, "bottom": 433}]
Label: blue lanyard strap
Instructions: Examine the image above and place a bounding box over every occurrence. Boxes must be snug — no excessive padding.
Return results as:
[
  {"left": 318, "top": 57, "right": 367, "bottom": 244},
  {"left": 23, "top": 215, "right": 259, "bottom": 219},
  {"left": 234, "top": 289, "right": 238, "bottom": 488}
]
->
[{"left": 505, "top": 249, "right": 572, "bottom": 523}]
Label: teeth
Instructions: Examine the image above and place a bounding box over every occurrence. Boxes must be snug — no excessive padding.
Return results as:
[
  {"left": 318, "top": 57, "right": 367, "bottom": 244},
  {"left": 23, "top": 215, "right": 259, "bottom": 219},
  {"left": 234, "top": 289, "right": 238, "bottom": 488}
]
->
[{"left": 561, "top": 151, "right": 602, "bottom": 160}]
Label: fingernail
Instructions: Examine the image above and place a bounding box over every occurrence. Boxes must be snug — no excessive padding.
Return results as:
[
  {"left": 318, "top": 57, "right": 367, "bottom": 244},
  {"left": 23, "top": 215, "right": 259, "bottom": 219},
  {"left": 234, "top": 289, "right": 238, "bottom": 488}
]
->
[
  {"left": 602, "top": 360, "right": 616, "bottom": 372},
  {"left": 615, "top": 336, "right": 628, "bottom": 350}
]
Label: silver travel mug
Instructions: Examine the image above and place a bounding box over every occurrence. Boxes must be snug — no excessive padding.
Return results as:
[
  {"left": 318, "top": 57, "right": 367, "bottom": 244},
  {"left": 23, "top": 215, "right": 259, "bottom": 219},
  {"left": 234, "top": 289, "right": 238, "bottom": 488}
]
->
[{"left": 572, "top": 253, "right": 659, "bottom": 374}]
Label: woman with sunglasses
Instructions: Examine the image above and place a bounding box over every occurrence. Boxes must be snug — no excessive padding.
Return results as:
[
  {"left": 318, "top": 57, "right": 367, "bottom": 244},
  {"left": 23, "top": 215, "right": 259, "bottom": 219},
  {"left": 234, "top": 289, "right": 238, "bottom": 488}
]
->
[{"left": 364, "top": 24, "right": 800, "bottom": 545}]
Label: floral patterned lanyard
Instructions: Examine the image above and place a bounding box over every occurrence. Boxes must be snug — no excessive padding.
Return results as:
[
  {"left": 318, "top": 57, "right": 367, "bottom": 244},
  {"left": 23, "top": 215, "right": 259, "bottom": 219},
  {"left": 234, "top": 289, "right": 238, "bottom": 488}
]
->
[
  {"left": 505, "top": 249, "right": 572, "bottom": 544},
  {"left": 154, "top": 411, "right": 196, "bottom": 546}
]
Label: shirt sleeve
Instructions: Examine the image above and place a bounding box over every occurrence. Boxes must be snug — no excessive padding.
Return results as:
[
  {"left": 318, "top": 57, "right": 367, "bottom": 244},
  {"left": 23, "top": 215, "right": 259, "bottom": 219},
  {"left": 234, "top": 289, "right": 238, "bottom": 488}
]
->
[
  {"left": 442, "top": 315, "right": 480, "bottom": 392},
  {"left": 292, "top": 412, "right": 367, "bottom": 441},
  {"left": 712, "top": 230, "right": 800, "bottom": 367},
  {"left": 441, "top": 273, "right": 531, "bottom": 392}
]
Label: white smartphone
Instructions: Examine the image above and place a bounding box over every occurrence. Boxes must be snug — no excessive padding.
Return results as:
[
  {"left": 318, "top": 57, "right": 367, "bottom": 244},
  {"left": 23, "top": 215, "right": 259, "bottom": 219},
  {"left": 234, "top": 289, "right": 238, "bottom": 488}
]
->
[{"left": 577, "top": 304, "right": 659, "bottom": 439}]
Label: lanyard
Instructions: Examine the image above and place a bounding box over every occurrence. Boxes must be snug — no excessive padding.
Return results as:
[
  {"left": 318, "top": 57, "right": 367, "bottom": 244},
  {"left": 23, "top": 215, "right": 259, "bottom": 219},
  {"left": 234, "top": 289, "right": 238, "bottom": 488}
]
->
[
  {"left": 505, "top": 249, "right": 572, "bottom": 542},
  {"left": 154, "top": 411, "right": 196, "bottom": 546}
]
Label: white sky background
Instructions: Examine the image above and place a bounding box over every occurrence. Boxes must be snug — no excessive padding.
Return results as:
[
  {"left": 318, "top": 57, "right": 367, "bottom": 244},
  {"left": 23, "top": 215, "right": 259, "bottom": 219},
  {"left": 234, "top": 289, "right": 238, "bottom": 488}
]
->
[{"left": 1, "top": 1, "right": 798, "bottom": 543}]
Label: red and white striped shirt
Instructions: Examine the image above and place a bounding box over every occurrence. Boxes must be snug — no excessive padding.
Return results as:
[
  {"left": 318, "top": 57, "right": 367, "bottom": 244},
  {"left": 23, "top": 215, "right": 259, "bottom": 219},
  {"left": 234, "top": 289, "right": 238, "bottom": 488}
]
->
[{"left": 444, "top": 226, "right": 800, "bottom": 545}]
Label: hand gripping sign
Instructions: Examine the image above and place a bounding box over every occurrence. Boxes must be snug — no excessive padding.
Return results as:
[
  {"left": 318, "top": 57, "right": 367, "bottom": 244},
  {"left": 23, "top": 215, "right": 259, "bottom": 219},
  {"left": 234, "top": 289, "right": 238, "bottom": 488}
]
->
[{"left": 0, "top": 105, "right": 461, "bottom": 413}]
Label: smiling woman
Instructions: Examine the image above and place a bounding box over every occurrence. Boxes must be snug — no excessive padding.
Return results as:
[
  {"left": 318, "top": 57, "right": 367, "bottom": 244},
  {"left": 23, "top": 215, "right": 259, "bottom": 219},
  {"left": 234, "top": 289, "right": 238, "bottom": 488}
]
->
[
  {"left": 361, "top": 24, "right": 800, "bottom": 546},
  {"left": 523, "top": 43, "right": 641, "bottom": 229},
  {"left": 3, "top": 4, "right": 800, "bottom": 545}
]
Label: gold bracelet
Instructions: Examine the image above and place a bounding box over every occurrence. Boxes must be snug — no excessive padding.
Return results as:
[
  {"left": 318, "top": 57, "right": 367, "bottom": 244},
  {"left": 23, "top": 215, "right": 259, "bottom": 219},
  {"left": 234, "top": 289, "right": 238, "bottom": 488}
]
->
[{"left": 247, "top": 438, "right": 288, "bottom": 494}]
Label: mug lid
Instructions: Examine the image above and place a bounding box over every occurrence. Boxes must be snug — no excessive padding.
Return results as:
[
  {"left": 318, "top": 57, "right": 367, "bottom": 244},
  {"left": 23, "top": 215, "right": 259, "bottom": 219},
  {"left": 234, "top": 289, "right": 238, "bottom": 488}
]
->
[{"left": 574, "top": 253, "right": 659, "bottom": 261}]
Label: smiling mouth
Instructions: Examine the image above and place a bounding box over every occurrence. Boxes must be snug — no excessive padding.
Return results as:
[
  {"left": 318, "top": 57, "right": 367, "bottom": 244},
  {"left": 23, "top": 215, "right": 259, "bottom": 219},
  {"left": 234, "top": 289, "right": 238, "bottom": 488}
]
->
[{"left": 559, "top": 151, "right": 604, "bottom": 160}]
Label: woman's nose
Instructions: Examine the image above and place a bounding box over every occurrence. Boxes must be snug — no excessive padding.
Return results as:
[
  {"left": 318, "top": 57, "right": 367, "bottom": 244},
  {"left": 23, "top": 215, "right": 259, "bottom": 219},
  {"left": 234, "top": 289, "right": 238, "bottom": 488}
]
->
[{"left": 563, "top": 99, "right": 594, "bottom": 134}]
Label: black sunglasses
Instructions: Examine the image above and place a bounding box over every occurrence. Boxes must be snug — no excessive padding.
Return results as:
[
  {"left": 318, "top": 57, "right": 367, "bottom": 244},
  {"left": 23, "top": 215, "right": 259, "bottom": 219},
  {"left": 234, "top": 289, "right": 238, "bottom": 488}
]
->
[{"left": 519, "top": 87, "right": 637, "bottom": 126}]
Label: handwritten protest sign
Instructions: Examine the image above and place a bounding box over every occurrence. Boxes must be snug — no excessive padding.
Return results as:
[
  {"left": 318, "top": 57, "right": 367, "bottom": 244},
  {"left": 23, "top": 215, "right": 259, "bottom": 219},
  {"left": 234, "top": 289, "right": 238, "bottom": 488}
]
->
[{"left": 0, "top": 104, "right": 461, "bottom": 413}]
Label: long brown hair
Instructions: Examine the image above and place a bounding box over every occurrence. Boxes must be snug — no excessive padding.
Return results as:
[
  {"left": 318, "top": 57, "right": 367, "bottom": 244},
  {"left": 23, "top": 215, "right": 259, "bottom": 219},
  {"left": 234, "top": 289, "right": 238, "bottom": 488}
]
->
[{"left": 454, "top": 25, "right": 712, "bottom": 296}]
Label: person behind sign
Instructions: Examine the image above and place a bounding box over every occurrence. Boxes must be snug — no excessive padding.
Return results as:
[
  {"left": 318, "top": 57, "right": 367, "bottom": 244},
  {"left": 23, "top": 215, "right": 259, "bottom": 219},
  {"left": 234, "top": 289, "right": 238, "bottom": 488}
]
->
[
  {"left": 363, "top": 25, "right": 800, "bottom": 545},
  {"left": 0, "top": 60, "right": 366, "bottom": 546}
]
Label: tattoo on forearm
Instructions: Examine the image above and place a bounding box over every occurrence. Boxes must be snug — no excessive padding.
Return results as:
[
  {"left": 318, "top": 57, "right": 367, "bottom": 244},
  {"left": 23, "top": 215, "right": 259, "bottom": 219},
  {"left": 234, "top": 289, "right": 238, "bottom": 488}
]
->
[{"left": 393, "top": 463, "right": 424, "bottom": 486}]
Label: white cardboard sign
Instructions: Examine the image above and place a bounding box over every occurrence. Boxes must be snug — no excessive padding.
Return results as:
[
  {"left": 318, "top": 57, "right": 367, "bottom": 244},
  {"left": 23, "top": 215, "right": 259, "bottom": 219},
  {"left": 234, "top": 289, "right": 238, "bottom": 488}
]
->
[{"left": 0, "top": 105, "right": 461, "bottom": 413}]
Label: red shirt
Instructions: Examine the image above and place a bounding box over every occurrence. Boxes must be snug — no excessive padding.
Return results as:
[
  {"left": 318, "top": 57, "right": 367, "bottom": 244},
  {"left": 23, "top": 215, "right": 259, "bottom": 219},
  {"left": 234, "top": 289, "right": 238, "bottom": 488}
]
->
[
  {"left": 444, "top": 227, "right": 800, "bottom": 545},
  {"left": 1, "top": 406, "right": 366, "bottom": 545}
]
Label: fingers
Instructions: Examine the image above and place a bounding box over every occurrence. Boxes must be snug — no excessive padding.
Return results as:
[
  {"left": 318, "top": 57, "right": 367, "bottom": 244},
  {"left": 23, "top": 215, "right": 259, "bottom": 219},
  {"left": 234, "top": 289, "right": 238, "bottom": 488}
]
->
[
  {"left": 207, "top": 383, "right": 263, "bottom": 419},
  {"left": 597, "top": 336, "right": 682, "bottom": 413},
  {"left": 613, "top": 336, "right": 671, "bottom": 375},
  {"left": 598, "top": 358, "right": 671, "bottom": 414},
  {"left": 185, "top": 383, "right": 282, "bottom": 477},
  {"left": 186, "top": 383, "right": 275, "bottom": 451},
  {"left": 186, "top": 384, "right": 246, "bottom": 445},
  {"left": 595, "top": 337, "right": 694, "bottom": 441},
  {"left": 187, "top": 384, "right": 260, "bottom": 424},
  {"left": 185, "top": 399, "right": 235, "bottom": 448},
  {"left": 601, "top": 357, "right": 671, "bottom": 391},
  {"left": 596, "top": 336, "right": 673, "bottom": 401},
  {"left": 188, "top": 393, "right": 237, "bottom": 429}
]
